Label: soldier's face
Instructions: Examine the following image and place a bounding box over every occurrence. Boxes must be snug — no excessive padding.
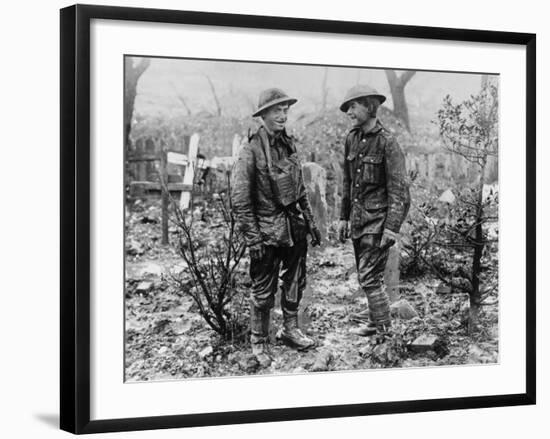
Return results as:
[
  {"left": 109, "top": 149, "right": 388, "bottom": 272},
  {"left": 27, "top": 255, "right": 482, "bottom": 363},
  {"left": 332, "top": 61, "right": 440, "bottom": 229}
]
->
[
  {"left": 346, "top": 100, "right": 370, "bottom": 127},
  {"left": 262, "top": 104, "right": 289, "bottom": 133}
]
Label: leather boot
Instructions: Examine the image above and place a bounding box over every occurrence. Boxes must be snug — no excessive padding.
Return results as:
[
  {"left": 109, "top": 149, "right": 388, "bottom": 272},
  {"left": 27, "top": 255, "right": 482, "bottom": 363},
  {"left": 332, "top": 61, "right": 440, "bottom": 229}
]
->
[
  {"left": 250, "top": 306, "right": 272, "bottom": 368},
  {"left": 349, "top": 321, "right": 391, "bottom": 336},
  {"left": 277, "top": 309, "right": 315, "bottom": 351},
  {"left": 350, "top": 287, "right": 391, "bottom": 335},
  {"left": 349, "top": 308, "right": 371, "bottom": 324}
]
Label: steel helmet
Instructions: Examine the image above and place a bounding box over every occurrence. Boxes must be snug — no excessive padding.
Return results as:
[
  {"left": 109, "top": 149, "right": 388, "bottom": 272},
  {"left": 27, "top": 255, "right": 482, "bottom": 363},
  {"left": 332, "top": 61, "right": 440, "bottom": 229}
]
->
[
  {"left": 339, "top": 84, "right": 386, "bottom": 112},
  {"left": 252, "top": 88, "right": 298, "bottom": 117}
]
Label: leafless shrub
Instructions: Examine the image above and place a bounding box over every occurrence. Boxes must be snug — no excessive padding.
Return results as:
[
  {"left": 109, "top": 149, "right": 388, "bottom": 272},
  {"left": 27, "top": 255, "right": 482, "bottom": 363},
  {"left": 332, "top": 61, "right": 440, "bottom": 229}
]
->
[{"left": 163, "top": 173, "right": 249, "bottom": 341}]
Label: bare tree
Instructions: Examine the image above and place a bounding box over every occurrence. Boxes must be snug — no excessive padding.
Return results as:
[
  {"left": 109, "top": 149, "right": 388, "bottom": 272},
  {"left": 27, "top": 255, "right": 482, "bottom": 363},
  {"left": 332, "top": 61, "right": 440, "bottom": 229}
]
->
[
  {"left": 204, "top": 74, "right": 222, "bottom": 117},
  {"left": 355, "top": 68, "right": 361, "bottom": 85},
  {"left": 242, "top": 93, "right": 256, "bottom": 115},
  {"left": 384, "top": 70, "right": 416, "bottom": 131},
  {"left": 320, "top": 67, "right": 329, "bottom": 111},
  {"left": 177, "top": 95, "right": 193, "bottom": 117},
  {"left": 169, "top": 82, "right": 193, "bottom": 116},
  {"left": 436, "top": 77, "right": 499, "bottom": 333},
  {"left": 124, "top": 57, "right": 151, "bottom": 149}
]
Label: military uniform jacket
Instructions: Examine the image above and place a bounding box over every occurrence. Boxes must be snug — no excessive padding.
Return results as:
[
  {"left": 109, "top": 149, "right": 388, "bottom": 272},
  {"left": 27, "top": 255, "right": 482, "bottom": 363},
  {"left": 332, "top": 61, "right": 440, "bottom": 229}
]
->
[
  {"left": 231, "top": 126, "right": 316, "bottom": 247},
  {"left": 340, "top": 121, "right": 410, "bottom": 238}
]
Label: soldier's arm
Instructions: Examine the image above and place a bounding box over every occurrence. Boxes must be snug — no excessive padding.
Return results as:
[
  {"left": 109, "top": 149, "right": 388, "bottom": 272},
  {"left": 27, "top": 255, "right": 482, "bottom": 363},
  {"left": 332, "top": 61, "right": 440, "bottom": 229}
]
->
[
  {"left": 294, "top": 160, "right": 316, "bottom": 228},
  {"left": 384, "top": 137, "right": 411, "bottom": 233},
  {"left": 339, "top": 135, "right": 351, "bottom": 221},
  {"left": 230, "top": 144, "right": 263, "bottom": 246},
  {"left": 296, "top": 166, "right": 322, "bottom": 246}
]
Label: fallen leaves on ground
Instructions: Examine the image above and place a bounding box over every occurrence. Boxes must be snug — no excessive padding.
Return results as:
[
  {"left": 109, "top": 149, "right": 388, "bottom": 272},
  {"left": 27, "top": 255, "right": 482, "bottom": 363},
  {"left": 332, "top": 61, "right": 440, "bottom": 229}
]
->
[{"left": 124, "top": 202, "right": 499, "bottom": 382}]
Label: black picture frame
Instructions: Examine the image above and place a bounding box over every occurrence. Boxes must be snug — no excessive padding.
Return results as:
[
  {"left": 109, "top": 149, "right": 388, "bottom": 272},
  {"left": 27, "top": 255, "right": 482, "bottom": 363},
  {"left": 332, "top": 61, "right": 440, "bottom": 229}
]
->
[{"left": 60, "top": 3, "right": 536, "bottom": 434}]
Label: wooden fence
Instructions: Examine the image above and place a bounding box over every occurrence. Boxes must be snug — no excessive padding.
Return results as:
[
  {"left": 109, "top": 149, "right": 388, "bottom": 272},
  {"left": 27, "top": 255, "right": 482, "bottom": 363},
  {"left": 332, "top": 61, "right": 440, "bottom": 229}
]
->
[{"left": 126, "top": 134, "right": 200, "bottom": 244}]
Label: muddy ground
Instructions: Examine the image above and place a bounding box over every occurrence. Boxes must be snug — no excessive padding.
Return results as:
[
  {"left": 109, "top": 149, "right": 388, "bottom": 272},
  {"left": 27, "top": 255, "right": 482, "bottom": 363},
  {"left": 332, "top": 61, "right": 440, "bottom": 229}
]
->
[{"left": 124, "top": 201, "right": 498, "bottom": 382}]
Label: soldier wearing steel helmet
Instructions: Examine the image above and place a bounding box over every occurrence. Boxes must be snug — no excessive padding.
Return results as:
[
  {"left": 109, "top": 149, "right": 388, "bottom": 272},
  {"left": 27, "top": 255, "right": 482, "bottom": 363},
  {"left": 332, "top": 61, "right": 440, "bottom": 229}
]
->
[
  {"left": 231, "top": 88, "right": 321, "bottom": 367},
  {"left": 338, "top": 84, "right": 410, "bottom": 336}
]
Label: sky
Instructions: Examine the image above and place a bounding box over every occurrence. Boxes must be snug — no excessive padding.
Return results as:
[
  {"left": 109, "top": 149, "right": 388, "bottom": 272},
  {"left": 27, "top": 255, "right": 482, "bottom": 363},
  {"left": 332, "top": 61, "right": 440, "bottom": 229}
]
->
[{"left": 132, "top": 56, "right": 497, "bottom": 124}]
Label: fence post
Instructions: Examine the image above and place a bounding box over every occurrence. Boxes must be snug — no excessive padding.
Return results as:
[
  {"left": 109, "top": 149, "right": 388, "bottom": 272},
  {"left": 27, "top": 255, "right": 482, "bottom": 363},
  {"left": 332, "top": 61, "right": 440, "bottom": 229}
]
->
[
  {"left": 232, "top": 134, "right": 241, "bottom": 157},
  {"left": 384, "top": 239, "right": 401, "bottom": 303},
  {"left": 160, "top": 148, "right": 169, "bottom": 245},
  {"left": 180, "top": 133, "right": 200, "bottom": 210}
]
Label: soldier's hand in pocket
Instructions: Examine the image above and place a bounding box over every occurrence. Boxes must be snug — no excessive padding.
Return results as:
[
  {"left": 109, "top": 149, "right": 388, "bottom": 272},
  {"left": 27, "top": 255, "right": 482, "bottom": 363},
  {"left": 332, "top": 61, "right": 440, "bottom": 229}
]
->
[
  {"left": 249, "top": 243, "right": 265, "bottom": 260},
  {"left": 310, "top": 226, "right": 322, "bottom": 247},
  {"left": 338, "top": 220, "right": 350, "bottom": 243},
  {"left": 380, "top": 229, "right": 398, "bottom": 249}
]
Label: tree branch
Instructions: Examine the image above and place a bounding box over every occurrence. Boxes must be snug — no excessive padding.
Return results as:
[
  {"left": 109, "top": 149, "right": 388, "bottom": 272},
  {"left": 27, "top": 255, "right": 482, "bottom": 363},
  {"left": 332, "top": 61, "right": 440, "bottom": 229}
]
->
[
  {"left": 204, "top": 74, "right": 222, "bottom": 116},
  {"left": 384, "top": 69, "right": 397, "bottom": 84},
  {"left": 400, "top": 70, "right": 416, "bottom": 86}
]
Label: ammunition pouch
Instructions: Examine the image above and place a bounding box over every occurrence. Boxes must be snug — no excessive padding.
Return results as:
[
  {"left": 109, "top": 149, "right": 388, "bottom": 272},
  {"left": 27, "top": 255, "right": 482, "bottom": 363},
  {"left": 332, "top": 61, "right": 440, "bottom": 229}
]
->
[
  {"left": 269, "top": 154, "right": 303, "bottom": 207},
  {"left": 258, "top": 127, "right": 304, "bottom": 209}
]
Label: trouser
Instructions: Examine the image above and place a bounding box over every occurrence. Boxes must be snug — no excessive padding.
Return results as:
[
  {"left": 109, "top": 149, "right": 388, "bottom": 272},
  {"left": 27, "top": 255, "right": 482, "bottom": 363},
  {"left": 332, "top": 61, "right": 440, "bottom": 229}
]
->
[
  {"left": 249, "top": 237, "right": 308, "bottom": 314},
  {"left": 352, "top": 233, "right": 391, "bottom": 326}
]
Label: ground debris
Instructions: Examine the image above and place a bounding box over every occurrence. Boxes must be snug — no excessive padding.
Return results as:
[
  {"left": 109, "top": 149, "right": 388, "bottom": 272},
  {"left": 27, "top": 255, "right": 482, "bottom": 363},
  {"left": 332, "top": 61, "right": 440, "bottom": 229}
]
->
[
  {"left": 310, "top": 350, "right": 333, "bottom": 372},
  {"left": 136, "top": 281, "right": 154, "bottom": 294},
  {"left": 238, "top": 354, "right": 260, "bottom": 373},
  {"left": 199, "top": 346, "right": 213, "bottom": 359},
  {"left": 436, "top": 282, "right": 452, "bottom": 295},
  {"left": 409, "top": 334, "right": 439, "bottom": 353},
  {"left": 127, "top": 239, "right": 145, "bottom": 256},
  {"left": 124, "top": 201, "right": 498, "bottom": 381},
  {"left": 409, "top": 334, "right": 450, "bottom": 359},
  {"left": 390, "top": 299, "right": 419, "bottom": 320}
]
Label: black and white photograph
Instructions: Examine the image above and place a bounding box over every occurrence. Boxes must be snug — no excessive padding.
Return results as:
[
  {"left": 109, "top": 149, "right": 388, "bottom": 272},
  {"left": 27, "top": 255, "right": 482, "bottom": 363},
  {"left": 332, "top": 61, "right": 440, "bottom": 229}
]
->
[
  {"left": 124, "top": 57, "right": 499, "bottom": 381},
  {"left": 1, "top": 0, "right": 544, "bottom": 436}
]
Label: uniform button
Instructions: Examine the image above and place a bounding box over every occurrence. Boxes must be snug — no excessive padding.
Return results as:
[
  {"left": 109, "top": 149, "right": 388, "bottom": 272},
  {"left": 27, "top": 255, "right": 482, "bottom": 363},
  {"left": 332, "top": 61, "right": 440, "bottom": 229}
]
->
[
  {"left": 356, "top": 184, "right": 359, "bottom": 187},
  {"left": 359, "top": 154, "right": 363, "bottom": 157},
  {"left": 357, "top": 169, "right": 360, "bottom": 173},
  {"left": 354, "top": 198, "right": 358, "bottom": 202},
  {"left": 361, "top": 139, "right": 366, "bottom": 142}
]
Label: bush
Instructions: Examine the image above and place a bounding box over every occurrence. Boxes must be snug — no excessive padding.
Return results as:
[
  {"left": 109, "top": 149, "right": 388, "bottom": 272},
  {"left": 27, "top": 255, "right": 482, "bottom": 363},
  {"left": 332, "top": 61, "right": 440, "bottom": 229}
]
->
[{"left": 168, "top": 178, "right": 249, "bottom": 342}]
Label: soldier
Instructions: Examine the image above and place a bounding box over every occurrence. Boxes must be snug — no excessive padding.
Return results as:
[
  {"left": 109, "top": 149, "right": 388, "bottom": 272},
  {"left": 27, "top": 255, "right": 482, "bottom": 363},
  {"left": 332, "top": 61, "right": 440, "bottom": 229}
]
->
[
  {"left": 231, "top": 88, "right": 322, "bottom": 367},
  {"left": 338, "top": 84, "right": 410, "bottom": 336}
]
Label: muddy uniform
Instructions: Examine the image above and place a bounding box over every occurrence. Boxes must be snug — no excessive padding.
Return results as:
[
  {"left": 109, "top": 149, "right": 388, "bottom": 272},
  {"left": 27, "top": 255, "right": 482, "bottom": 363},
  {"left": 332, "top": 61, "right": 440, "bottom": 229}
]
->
[
  {"left": 232, "top": 126, "right": 317, "bottom": 341},
  {"left": 341, "top": 122, "right": 410, "bottom": 326}
]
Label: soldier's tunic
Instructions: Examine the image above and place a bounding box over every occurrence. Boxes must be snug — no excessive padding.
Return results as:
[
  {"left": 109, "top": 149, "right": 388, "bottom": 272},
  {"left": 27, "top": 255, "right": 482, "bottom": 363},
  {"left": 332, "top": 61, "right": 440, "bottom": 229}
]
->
[
  {"left": 340, "top": 121, "right": 410, "bottom": 325},
  {"left": 232, "top": 126, "right": 316, "bottom": 314}
]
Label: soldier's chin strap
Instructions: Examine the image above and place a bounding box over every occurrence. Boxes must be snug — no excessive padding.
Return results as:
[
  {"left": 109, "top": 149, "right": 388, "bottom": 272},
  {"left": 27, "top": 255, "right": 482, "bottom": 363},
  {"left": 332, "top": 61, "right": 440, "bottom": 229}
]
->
[
  {"left": 257, "top": 126, "right": 287, "bottom": 210},
  {"left": 260, "top": 120, "right": 275, "bottom": 138},
  {"left": 258, "top": 126, "right": 274, "bottom": 173}
]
